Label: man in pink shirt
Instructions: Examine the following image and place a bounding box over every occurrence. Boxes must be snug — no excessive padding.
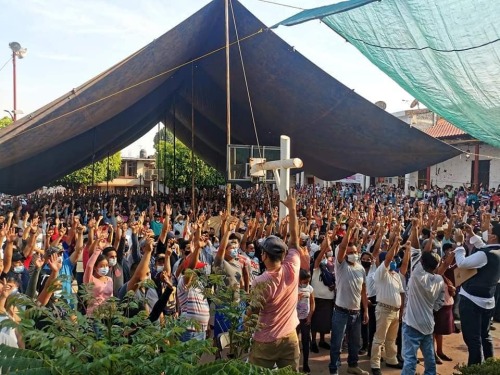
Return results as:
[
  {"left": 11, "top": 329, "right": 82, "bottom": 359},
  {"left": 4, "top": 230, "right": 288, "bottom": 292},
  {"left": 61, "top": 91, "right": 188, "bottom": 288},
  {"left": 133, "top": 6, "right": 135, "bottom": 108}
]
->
[{"left": 248, "top": 189, "right": 310, "bottom": 370}]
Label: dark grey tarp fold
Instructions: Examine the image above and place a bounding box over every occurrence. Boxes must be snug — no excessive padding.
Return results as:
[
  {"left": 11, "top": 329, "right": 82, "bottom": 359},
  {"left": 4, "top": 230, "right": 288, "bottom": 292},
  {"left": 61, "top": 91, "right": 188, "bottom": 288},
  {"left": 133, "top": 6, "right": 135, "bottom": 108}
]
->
[{"left": 0, "top": 0, "right": 459, "bottom": 195}]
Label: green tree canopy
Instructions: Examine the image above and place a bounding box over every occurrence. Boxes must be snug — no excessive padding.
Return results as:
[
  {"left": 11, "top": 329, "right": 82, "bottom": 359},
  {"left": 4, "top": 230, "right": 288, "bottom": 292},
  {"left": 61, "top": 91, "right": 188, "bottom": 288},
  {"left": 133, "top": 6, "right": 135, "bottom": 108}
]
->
[
  {"left": 156, "top": 134, "right": 225, "bottom": 189},
  {"left": 0, "top": 116, "right": 13, "bottom": 129},
  {"left": 54, "top": 152, "right": 122, "bottom": 188}
]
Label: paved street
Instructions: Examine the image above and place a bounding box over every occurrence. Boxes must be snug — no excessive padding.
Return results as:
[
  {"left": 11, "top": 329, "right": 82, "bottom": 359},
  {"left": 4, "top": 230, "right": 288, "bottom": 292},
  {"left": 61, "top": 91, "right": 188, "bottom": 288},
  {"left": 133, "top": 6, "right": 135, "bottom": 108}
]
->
[{"left": 303, "top": 321, "right": 500, "bottom": 375}]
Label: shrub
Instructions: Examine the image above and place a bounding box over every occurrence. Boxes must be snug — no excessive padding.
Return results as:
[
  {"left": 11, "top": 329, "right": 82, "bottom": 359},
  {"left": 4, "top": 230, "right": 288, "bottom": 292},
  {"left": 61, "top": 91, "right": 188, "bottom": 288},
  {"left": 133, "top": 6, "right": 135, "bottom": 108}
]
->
[{"left": 453, "top": 358, "right": 500, "bottom": 375}]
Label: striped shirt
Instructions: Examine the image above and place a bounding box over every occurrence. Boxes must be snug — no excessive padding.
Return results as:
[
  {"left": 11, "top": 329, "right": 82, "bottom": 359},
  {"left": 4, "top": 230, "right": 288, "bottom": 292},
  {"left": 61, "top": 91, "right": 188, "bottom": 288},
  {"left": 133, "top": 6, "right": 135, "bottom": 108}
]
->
[{"left": 177, "top": 275, "right": 210, "bottom": 332}]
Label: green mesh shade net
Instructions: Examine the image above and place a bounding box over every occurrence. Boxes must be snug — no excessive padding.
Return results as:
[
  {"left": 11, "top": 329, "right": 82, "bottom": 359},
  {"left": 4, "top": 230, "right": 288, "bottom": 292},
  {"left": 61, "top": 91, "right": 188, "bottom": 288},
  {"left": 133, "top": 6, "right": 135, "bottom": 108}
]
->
[{"left": 276, "top": 0, "right": 500, "bottom": 148}]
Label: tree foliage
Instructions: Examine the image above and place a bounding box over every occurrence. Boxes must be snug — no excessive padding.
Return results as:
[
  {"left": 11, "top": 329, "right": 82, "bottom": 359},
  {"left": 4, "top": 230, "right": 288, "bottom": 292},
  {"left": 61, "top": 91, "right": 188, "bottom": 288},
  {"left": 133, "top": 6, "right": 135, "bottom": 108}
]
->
[
  {"left": 0, "top": 116, "right": 13, "bottom": 129},
  {"left": 0, "top": 275, "right": 296, "bottom": 375},
  {"left": 155, "top": 132, "right": 225, "bottom": 189},
  {"left": 55, "top": 153, "right": 122, "bottom": 188}
]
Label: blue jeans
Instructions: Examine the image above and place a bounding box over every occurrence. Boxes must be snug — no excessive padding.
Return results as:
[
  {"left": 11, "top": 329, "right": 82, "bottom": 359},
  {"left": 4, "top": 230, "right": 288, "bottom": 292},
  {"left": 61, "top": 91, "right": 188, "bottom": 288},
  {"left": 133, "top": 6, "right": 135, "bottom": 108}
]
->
[
  {"left": 401, "top": 323, "right": 435, "bottom": 375},
  {"left": 180, "top": 330, "right": 206, "bottom": 342},
  {"left": 459, "top": 295, "right": 495, "bottom": 365},
  {"left": 328, "top": 308, "right": 361, "bottom": 373}
]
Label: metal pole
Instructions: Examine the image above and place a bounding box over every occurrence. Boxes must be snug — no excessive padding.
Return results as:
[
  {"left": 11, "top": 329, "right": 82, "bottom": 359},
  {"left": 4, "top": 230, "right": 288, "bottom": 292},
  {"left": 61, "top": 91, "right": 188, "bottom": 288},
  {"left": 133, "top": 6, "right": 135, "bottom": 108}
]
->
[
  {"left": 164, "top": 115, "right": 167, "bottom": 193},
  {"left": 474, "top": 143, "right": 480, "bottom": 193},
  {"left": 12, "top": 51, "right": 17, "bottom": 121},
  {"left": 191, "top": 63, "right": 196, "bottom": 211},
  {"left": 173, "top": 101, "right": 176, "bottom": 190},
  {"left": 225, "top": 0, "right": 232, "bottom": 214},
  {"left": 279, "top": 136, "right": 291, "bottom": 222},
  {"left": 107, "top": 152, "right": 110, "bottom": 194},
  {"left": 157, "top": 122, "right": 160, "bottom": 195}
]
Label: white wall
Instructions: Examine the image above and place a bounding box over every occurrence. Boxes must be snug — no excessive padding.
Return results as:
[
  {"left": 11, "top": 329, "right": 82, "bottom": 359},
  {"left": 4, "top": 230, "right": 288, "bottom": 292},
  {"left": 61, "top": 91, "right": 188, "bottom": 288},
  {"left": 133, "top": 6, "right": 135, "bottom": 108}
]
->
[{"left": 411, "top": 143, "right": 500, "bottom": 189}]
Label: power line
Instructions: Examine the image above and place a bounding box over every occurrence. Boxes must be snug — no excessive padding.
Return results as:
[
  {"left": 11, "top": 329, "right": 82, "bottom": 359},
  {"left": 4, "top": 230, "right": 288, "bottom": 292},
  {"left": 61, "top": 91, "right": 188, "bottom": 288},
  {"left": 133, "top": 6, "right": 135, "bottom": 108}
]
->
[
  {"left": 0, "top": 57, "right": 12, "bottom": 73},
  {"left": 255, "top": 0, "right": 304, "bottom": 10}
]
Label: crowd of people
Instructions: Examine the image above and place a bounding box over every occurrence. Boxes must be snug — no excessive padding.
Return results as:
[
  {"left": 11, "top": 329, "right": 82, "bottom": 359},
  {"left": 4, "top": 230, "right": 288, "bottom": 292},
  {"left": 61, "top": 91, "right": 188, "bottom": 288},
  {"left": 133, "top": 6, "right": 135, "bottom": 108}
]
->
[{"left": 0, "top": 183, "right": 499, "bottom": 375}]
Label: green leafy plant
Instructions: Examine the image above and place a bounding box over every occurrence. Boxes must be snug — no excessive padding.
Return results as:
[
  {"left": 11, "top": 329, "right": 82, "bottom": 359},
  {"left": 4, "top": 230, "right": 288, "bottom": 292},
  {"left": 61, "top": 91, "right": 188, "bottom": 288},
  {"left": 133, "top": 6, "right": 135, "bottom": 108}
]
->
[
  {"left": 453, "top": 358, "right": 500, "bottom": 375},
  {"left": 0, "top": 276, "right": 296, "bottom": 374},
  {"left": 196, "top": 271, "right": 266, "bottom": 360}
]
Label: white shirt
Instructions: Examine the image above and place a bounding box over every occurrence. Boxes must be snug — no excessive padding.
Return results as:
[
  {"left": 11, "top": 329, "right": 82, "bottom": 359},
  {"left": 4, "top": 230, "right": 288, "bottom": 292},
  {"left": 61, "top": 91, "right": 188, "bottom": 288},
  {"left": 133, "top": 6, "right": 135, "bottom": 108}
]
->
[
  {"left": 454, "top": 246, "right": 495, "bottom": 309},
  {"left": 334, "top": 255, "right": 366, "bottom": 310},
  {"left": 374, "top": 263, "right": 404, "bottom": 308},
  {"left": 297, "top": 284, "right": 314, "bottom": 320},
  {"left": 404, "top": 248, "right": 445, "bottom": 335},
  {"left": 311, "top": 268, "right": 335, "bottom": 300},
  {"left": 366, "top": 263, "right": 377, "bottom": 298}
]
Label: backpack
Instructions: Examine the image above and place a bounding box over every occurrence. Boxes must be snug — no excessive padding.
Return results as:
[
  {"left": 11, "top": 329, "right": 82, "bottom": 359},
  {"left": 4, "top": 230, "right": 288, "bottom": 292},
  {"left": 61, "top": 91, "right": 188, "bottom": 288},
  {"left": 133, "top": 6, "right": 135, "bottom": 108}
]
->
[{"left": 319, "top": 263, "right": 335, "bottom": 289}]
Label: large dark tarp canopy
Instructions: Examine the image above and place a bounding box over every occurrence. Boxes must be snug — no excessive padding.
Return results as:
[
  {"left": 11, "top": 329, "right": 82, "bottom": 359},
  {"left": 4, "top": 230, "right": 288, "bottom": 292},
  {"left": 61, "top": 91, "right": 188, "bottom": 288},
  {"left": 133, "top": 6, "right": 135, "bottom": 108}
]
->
[{"left": 0, "top": 0, "right": 459, "bottom": 195}]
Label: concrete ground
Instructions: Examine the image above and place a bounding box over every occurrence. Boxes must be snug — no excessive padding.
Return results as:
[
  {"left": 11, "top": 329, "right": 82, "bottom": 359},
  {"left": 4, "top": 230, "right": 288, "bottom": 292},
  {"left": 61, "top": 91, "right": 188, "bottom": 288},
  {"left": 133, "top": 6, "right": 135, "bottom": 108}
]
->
[{"left": 303, "top": 321, "right": 500, "bottom": 375}]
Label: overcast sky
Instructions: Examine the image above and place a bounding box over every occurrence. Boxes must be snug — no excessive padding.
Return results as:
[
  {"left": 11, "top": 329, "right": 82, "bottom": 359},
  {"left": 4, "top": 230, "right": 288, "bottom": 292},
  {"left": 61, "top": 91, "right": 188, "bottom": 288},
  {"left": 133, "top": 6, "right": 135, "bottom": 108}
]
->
[{"left": 0, "top": 0, "right": 413, "bottom": 157}]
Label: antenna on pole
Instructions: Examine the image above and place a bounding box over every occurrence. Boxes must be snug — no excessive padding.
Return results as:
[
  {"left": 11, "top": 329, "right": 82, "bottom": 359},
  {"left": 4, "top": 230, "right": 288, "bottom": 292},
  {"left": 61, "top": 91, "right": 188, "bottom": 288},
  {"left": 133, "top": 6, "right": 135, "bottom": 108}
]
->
[
  {"left": 410, "top": 99, "right": 420, "bottom": 109},
  {"left": 375, "top": 101, "right": 387, "bottom": 110}
]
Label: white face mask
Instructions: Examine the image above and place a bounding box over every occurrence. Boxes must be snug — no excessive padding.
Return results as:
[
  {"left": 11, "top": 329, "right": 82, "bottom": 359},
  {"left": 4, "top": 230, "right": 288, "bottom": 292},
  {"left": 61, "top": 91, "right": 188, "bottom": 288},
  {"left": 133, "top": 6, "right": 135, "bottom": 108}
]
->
[
  {"left": 108, "top": 258, "right": 117, "bottom": 267},
  {"left": 347, "top": 254, "right": 359, "bottom": 264},
  {"left": 326, "top": 251, "right": 333, "bottom": 257},
  {"left": 58, "top": 256, "right": 63, "bottom": 264},
  {"left": 156, "top": 265, "right": 164, "bottom": 273},
  {"left": 98, "top": 267, "right": 109, "bottom": 276},
  {"left": 53, "top": 290, "right": 63, "bottom": 299}
]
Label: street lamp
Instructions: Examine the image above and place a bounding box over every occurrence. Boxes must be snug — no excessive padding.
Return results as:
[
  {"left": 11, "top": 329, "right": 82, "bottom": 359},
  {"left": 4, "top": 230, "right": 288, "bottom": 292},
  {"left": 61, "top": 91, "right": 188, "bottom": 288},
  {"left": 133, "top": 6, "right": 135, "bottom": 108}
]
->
[
  {"left": 9, "top": 42, "right": 28, "bottom": 122},
  {"left": 3, "top": 109, "right": 24, "bottom": 121}
]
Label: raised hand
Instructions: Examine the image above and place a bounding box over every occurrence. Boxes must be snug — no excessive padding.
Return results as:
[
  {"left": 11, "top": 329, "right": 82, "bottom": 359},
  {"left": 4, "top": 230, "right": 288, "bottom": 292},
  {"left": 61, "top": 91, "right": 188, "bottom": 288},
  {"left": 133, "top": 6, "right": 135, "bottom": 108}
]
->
[
  {"left": 87, "top": 218, "right": 96, "bottom": 229},
  {"left": 6, "top": 228, "right": 16, "bottom": 242},
  {"left": 280, "top": 188, "right": 297, "bottom": 211},
  {"left": 144, "top": 237, "right": 154, "bottom": 253},
  {"left": 48, "top": 253, "right": 62, "bottom": 273},
  {"left": 34, "top": 254, "right": 45, "bottom": 269}
]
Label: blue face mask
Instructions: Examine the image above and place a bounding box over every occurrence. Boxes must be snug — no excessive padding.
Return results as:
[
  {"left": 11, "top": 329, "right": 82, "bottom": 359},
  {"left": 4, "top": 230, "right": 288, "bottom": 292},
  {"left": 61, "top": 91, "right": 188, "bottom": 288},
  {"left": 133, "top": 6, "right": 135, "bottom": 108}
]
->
[
  {"left": 13, "top": 265, "right": 25, "bottom": 274},
  {"left": 299, "top": 283, "right": 308, "bottom": 289},
  {"left": 389, "top": 261, "right": 398, "bottom": 272},
  {"left": 230, "top": 248, "right": 238, "bottom": 258},
  {"left": 248, "top": 251, "right": 255, "bottom": 258},
  {"left": 321, "top": 259, "right": 327, "bottom": 266}
]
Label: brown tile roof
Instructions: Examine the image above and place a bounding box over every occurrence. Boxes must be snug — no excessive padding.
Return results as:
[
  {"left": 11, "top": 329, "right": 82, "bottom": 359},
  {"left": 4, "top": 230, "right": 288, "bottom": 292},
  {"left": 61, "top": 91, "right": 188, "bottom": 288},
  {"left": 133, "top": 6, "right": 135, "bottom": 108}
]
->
[{"left": 424, "top": 118, "right": 467, "bottom": 138}]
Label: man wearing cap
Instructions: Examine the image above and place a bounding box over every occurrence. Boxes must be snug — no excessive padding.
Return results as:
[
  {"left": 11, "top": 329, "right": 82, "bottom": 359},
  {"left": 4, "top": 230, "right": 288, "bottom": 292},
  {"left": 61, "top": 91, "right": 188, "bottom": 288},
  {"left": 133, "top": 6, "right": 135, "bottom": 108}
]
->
[
  {"left": 248, "top": 189, "right": 310, "bottom": 371},
  {"left": 453, "top": 220, "right": 500, "bottom": 365}
]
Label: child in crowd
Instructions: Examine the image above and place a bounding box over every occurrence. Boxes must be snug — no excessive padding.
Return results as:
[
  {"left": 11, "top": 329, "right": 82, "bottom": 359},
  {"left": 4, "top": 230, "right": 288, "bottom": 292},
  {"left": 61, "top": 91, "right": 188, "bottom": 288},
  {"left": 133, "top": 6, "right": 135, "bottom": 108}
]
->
[{"left": 297, "top": 269, "right": 315, "bottom": 374}]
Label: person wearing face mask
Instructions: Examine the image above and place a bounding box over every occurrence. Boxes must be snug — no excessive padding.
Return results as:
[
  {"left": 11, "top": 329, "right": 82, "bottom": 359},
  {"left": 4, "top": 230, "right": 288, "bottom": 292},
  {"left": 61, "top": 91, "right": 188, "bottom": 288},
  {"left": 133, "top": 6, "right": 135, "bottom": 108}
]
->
[
  {"left": 370, "top": 240, "right": 406, "bottom": 375},
  {"left": 310, "top": 231, "right": 335, "bottom": 354},
  {"left": 213, "top": 222, "right": 248, "bottom": 343},
  {"left": 329, "top": 216, "right": 369, "bottom": 375},
  {"left": 0, "top": 277, "right": 22, "bottom": 348},
  {"left": 359, "top": 251, "right": 376, "bottom": 357},
  {"left": 5, "top": 251, "right": 29, "bottom": 294},
  {"left": 401, "top": 220, "right": 445, "bottom": 375},
  {"left": 453, "top": 222, "right": 500, "bottom": 366},
  {"left": 84, "top": 237, "right": 114, "bottom": 317},
  {"left": 119, "top": 236, "right": 159, "bottom": 319},
  {"left": 37, "top": 223, "right": 86, "bottom": 303},
  {"left": 241, "top": 242, "right": 261, "bottom": 283},
  {"left": 103, "top": 244, "right": 125, "bottom": 297}
]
